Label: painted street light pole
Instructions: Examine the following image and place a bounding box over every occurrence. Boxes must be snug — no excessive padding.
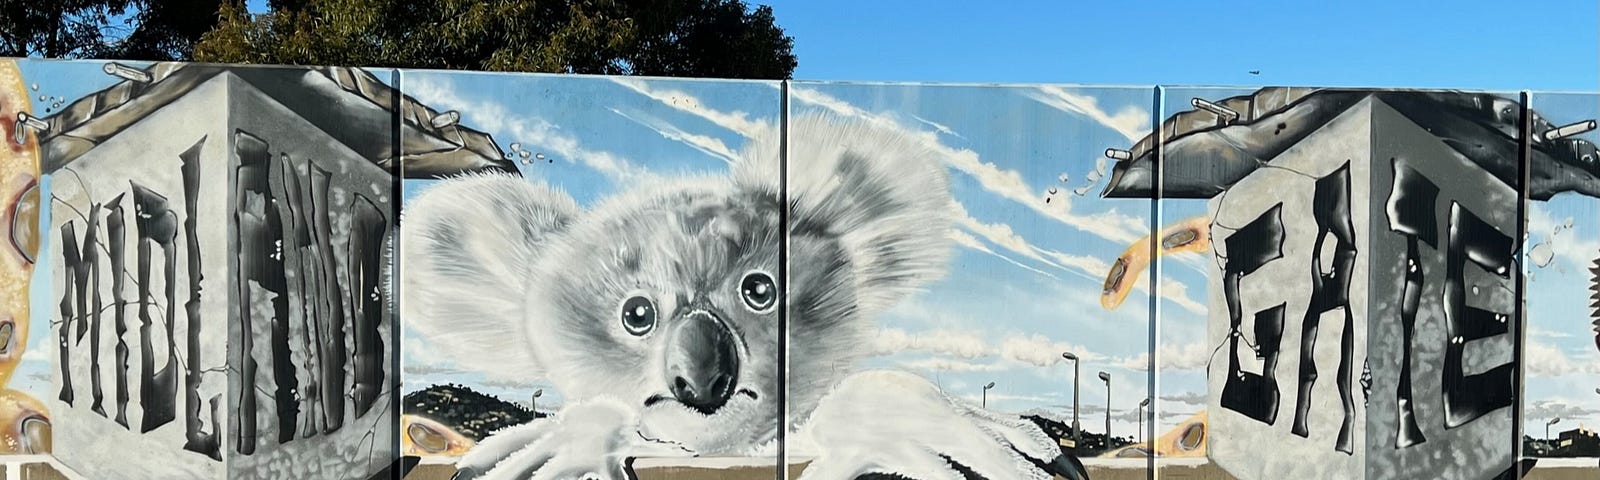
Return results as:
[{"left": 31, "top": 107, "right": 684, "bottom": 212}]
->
[
  {"left": 1547, "top": 417, "right": 1561, "bottom": 441},
  {"left": 1137, "top": 398, "right": 1150, "bottom": 444},
  {"left": 1062, "top": 352, "right": 1080, "bottom": 453},
  {"left": 982, "top": 382, "right": 996, "bottom": 409},
  {"left": 532, "top": 389, "right": 544, "bottom": 415},
  {"left": 1098, "top": 371, "right": 1111, "bottom": 445}
]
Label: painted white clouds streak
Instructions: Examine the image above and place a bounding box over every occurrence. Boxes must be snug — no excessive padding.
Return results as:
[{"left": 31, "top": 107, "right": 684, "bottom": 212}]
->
[
  {"left": 777, "top": 86, "right": 1204, "bottom": 314},
  {"left": 608, "top": 107, "right": 740, "bottom": 163},
  {"left": 406, "top": 76, "right": 655, "bottom": 183},
  {"left": 607, "top": 77, "right": 772, "bottom": 138},
  {"left": 787, "top": 86, "right": 1150, "bottom": 245},
  {"left": 871, "top": 328, "right": 1106, "bottom": 370},
  {"left": 607, "top": 79, "right": 1201, "bottom": 312},
  {"left": 1526, "top": 339, "right": 1600, "bottom": 376},
  {"left": 1118, "top": 342, "right": 1212, "bottom": 372},
  {"left": 1023, "top": 86, "right": 1151, "bottom": 143}
]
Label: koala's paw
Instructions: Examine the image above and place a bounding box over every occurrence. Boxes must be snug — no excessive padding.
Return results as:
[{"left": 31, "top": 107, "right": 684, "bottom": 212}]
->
[
  {"left": 451, "top": 399, "right": 693, "bottom": 480},
  {"left": 795, "top": 371, "right": 1089, "bottom": 480}
]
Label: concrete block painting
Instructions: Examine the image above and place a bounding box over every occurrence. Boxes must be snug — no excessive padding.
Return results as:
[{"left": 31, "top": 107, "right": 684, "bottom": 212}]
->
[
  {"left": 1109, "top": 88, "right": 1600, "bottom": 480},
  {"left": 0, "top": 55, "right": 1594, "bottom": 480},
  {"left": 6, "top": 59, "right": 407, "bottom": 479}
]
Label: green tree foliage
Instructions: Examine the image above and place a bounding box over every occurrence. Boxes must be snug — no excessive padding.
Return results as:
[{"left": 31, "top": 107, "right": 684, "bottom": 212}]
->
[
  {"left": 195, "top": 0, "right": 797, "bottom": 79},
  {"left": 0, "top": 0, "right": 223, "bottom": 60}
]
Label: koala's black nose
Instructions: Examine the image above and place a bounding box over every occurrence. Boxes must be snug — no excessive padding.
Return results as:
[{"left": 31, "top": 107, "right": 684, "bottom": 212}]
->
[{"left": 664, "top": 311, "right": 740, "bottom": 414}]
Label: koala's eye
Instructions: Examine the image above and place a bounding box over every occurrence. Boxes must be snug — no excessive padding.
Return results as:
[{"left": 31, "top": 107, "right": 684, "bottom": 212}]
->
[
  {"left": 740, "top": 271, "right": 777, "bottom": 312},
  {"left": 620, "top": 296, "right": 657, "bottom": 336}
]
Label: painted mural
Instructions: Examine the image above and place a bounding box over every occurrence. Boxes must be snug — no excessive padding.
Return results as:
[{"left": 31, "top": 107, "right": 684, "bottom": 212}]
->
[{"left": 0, "top": 57, "right": 1592, "bottom": 480}]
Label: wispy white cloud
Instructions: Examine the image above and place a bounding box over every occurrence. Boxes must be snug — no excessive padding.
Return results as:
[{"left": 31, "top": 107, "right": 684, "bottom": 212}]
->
[
  {"left": 1022, "top": 86, "right": 1151, "bottom": 143},
  {"left": 954, "top": 392, "right": 1059, "bottom": 406},
  {"left": 1525, "top": 398, "right": 1600, "bottom": 421},
  {"left": 789, "top": 86, "right": 1148, "bottom": 245},
  {"left": 954, "top": 200, "right": 1205, "bottom": 314},
  {"left": 871, "top": 328, "right": 1105, "bottom": 368},
  {"left": 1528, "top": 204, "right": 1599, "bottom": 270},
  {"left": 954, "top": 204, "right": 1095, "bottom": 283},
  {"left": 1160, "top": 391, "right": 1206, "bottom": 405},
  {"left": 1153, "top": 277, "right": 1206, "bottom": 314},
  {"left": 899, "top": 357, "right": 1008, "bottom": 372},
  {"left": 1000, "top": 334, "right": 1103, "bottom": 367},
  {"left": 406, "top": 76, "right": 654, "bottom": 183},
  {"left": 402, "top": 337, "right": 461, "bottom": 375},
  {"left": 1526, "top": 339, "right": 1600, "bottom": 376},
  {"left": 1531, "top": 326, "right": 1574, "bottom": 339},
  {"left": 947, "top": 229, "right": 1059, "bottom": 280},
  {"left": 872, "top": 328, "right": 992, "bottom": 359},
  {"left": 910, "top": 114, "right": 963, "bottom": 139},
  {"left": 767, "top": 94, "right": 1146, "bottom": 291},
  {"left": 608, "top": 107, "right": 739, "bottom": 163},
  {"left": 1118, "top": 342, "right": 1212, "bottom": 372},
  {"left": 19, "top": 345, "right": 46, "bottom": 365},
  {"left": 608, "top": 77, "right": 770, "bottom": 138}
]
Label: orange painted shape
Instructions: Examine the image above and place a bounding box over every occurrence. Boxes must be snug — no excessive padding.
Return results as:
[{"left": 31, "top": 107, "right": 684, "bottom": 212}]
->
[
  {"left": 1101, "top": 215, "right": 1212, "bottom": 310},
  {"left": 401, "top": 414, "right": 477, "bottom": 457},
  {"left": 0, "top": 58, "right": 48, "bottom": 436}
]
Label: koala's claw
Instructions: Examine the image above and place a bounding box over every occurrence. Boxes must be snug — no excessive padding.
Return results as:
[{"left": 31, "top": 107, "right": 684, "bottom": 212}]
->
[{"left": 452, "top": 399, "right": 691, "bottom": 480}]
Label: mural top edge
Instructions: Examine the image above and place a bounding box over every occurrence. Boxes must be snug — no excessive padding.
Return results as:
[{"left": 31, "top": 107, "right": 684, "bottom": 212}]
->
[
  {"left": 1165, "top": 85, "right": 1535, "bottom": 95},
  {"left": 10, "top": 57, "right": 1598, "bottom": 93}
]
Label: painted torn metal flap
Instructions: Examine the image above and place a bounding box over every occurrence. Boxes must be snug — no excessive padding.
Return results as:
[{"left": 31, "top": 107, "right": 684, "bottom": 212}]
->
[
  {"left": 1101, "top": 88, "right": 1599, "bottom": 200},
  {"left": 36, "top": 62, "right": 517, "bottom": 179}
]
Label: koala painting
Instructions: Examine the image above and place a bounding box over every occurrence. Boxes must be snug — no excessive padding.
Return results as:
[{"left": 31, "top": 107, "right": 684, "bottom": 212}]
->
[{"left": 402, "top": 113, "right": 1091, "bottom": 480}]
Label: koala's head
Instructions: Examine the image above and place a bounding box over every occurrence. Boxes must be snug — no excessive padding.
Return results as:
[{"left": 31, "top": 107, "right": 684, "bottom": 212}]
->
[{"left": 402, "top": 113, "right": 953, "bottom": 454}]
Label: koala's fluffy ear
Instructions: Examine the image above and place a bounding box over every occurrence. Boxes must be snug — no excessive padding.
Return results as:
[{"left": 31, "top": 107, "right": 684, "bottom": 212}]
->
[
  {"left": 734, "top": 113, "right": 956, "bottom": 314},
  {"left": 400, "top": 173, "right": 580, "bottom": 378}
]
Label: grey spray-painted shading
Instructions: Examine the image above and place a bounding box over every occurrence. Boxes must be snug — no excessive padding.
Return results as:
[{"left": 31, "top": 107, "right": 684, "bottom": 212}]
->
[
  {"left": 1440, "top": 202, "right": 1516, "bottom": 428},
  {"left": 132, "top": 180, "right": 178, "bottom": 433},
  {"left": 86, "top": 199, "right": 104, "bottom": 417},
  {"left": 233, "top": 131, "right": 269, "bottom": 453},
  {"left": 1219, "top": 204, "right": 1286, "bottom": 426},
  {"left": 107, "top": 193, "right": 130, "bottom": 428},
  {"left": 1286, "top": 164, "right": 1358, "bottom": 455},
  {"left": 58, "top": 221, "right": 78, "bottom": 406},
  {"left": 307, "top": 163, "right": 347, "bottom": 433},
  {"left": 277, "top": 154, "right": 323, "bottom": 438},
  {"left": 256, "top": 154, "right": 299, "bottom": 446},
  {"left": 178, "top": 137, "right": 221, "bottom": 460},
  {"left": 348, "top": 196, "right": 387, "bottom": 418},
  {"left": 1386, "top": 156, "right": 1518, "bottom": 447},
  {"left": 74, "top": 204, "right": 97, "bottom": 344},
  {"left": 1388, "top": 162, "right": 1433, "bottom": 448},
  {"left": 1101, "top": 89, "right": 1600, "bottom": 201}
]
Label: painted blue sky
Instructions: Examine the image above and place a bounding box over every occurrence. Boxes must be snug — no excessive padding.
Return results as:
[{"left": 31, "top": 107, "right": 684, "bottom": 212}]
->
[
  {"left": 393, "top": 75, "right": 1600, "bottom": 439},
  {"left": 762, "top": 0, "right": 1599, "bottom": 91},
  {"left": 12, "top": 0, "right": 1599, "bottom": 442},
  {"left": 1523, "top": 92, "right": 1600, "bottom": 435},
  {"left": 394, "top": 73, "right": 1186, "bottom": 436}
]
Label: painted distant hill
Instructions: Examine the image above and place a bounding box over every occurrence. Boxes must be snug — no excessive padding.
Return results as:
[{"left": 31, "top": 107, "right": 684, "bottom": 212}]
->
[
  {"left": 1021, "top": 413, "right": 1133, "bottom": 457},
  {"left": 1524, "top": 434, "right": 1600, "bottom": 458},
  {"left": 403, "top": 383, "right": 546, "bottom": 441}
]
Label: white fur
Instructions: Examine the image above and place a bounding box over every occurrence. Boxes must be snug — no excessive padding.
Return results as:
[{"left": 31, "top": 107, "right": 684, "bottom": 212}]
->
[
  {"left": 405, "top": 113, "right": 1065, "bottom": 479},
  {"left": 401, "top": 172, "right": 579, "bottom": 380},
  {"left": 796, "top": 371, "right": 1056, "bottom": 480},
  {"left": 736, "top": 114, "right": 956, "bottom": 316}
]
